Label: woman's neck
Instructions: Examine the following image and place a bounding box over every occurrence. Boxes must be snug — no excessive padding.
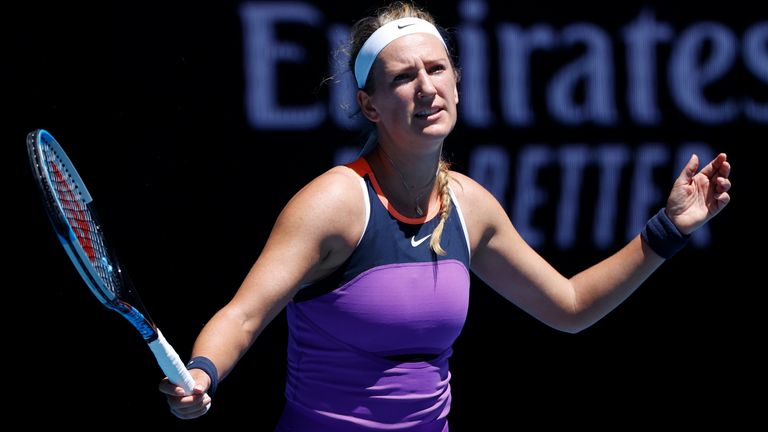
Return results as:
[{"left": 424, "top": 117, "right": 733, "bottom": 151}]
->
[{"left": 371, "top": 144, "right": 441, "bottom": 217}]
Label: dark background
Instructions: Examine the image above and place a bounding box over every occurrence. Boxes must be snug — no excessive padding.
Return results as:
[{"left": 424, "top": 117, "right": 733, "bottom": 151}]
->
[{"left": 6, "top": 0, "right": 764, "bottom": 429}]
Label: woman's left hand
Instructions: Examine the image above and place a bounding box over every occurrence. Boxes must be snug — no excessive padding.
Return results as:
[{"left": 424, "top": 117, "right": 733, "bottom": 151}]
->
[{"left": 666, "top": 153, "right": 731, "bottom": 235}]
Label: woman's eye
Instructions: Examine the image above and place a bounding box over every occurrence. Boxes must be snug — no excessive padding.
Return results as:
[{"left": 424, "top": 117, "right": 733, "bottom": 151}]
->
[
  {"left": 430, "top": 65, "right": 446, "bottom": 74},
  {"left": 394, "top": 73, "right": 410, "bottom": 82}
]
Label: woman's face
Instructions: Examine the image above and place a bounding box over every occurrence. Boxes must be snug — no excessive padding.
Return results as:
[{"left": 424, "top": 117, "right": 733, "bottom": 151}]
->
[{"left": 361, "top": 33, "right": 459, "bottom": 151}]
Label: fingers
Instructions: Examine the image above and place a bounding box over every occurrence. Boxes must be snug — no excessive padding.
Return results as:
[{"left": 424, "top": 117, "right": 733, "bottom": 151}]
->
[
  {"left": 160, "top": 376, "right": 211, "bottom": 419},
  {"left": 678, "top": 153, "right": 700, "bottom": 182},
  {"left": 168, "top": 392, "right": 212, "bottom": 419},
  {"left": 713, "top": 165, "right": 731, "bottom": 209},
  {"left": 718, "top": 160, "right": 731, "bottom": 179},
  {"left": 698, "top": 153, "right": 728, "bottom": 179},
  {"left": 715, "top": 191, "right": 731, "bottom": 207},
  {"left": 713, "top": 187, "right": 731, "bottom": 209},
  {"left": 158, "top": 377, "right": 186, "bottom": 396},
  {"left": 716, "top": 176, "right": 731, "bottom": 194}
]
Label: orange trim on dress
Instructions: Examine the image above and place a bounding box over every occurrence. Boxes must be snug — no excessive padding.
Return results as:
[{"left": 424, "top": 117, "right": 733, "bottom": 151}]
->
[{"left": 345, "top": 158, "right": 439, "bottom": 224}]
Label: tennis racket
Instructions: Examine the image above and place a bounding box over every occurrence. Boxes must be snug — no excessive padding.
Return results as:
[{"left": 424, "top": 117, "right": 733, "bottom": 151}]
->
[{"left": 26, "top": 128, "right": 201, "bottom": 399}]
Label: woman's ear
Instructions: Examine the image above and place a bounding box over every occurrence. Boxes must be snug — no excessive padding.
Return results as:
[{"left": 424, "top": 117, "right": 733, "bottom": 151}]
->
[
  {"left": 357, "top": 90, "right": 380, "bottom": 122},
  {"left": 453, "top": 69, "right": 460, "bottom": 105},
  {"left": 454, "top": 83, "right": 459, "bottom": 105}
]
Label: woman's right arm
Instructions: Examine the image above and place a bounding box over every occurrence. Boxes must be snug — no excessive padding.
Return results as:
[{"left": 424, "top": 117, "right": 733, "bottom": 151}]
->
[{"left": 159, "top": 166, "right": 366, "bottom": 418}]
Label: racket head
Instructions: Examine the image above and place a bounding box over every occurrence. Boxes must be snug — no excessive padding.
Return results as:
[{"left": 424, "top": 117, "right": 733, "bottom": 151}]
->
[{"left": 27, "top": 129, "right": 158, "bottom": 340}]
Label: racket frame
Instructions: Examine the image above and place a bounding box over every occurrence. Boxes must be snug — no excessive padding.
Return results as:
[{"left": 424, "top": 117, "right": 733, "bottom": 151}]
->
[{"left": 27, "top": 129, "right": 199, "bottom": 395}]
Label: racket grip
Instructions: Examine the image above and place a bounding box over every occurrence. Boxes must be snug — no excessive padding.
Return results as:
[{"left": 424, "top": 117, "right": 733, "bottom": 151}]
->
[
  {"left": 148, "top": 329, "right": 197, "bottom": 393},
  {"left": 149, "top": 329, "right": 212, "bottom": 413}
]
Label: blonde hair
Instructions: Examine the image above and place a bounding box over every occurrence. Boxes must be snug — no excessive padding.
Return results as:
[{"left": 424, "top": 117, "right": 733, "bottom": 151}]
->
[
  {"left": 350, "top": 1, "right": 456, "bottom": 256},
  {"left": 429, "top": 160, "right": 452, "bottom": 256}
]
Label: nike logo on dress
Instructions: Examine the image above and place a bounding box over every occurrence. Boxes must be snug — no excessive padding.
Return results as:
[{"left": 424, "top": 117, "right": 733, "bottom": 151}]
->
[
  {"left": 410, "top": 234, "right": 432, "bottom": 247},
  {"left": 398, "top": 23, "right": 415, "bottom": 29}
]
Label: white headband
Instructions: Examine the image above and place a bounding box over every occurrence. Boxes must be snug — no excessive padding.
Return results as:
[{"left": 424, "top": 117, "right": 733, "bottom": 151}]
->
[{"left": 353, "top": 17, "right": 447, "bottom": 89}]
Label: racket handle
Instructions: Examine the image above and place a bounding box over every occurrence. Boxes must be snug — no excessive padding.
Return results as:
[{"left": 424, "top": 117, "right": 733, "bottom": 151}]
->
[
  {"left": 149, "top": 329, "right": 212, "bottom": 412},
  {"left": 148, "top": 329, "right": 197, "bottom": 393}
]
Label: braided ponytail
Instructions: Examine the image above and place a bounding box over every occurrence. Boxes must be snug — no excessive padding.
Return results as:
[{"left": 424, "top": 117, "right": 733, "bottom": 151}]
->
[{"left": 429, "top": 160, "right": 452, "bottom": 256}]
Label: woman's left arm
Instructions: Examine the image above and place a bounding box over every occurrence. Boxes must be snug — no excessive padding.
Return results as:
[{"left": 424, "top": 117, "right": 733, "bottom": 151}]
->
[{"left": 466, "top": 153, "right": 731, "bottom": 333}]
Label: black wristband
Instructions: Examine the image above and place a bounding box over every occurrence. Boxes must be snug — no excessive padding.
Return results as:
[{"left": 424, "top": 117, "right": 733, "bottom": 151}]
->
[
  {"left": 641, "top": 208, "right": 691, "bottom": 259},
  {"left": 186, "top": 356, "right": 219, "bottom": 396}
]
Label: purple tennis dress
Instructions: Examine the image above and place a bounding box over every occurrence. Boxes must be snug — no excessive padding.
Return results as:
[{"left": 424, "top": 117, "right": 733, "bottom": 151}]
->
[{"left": 275, "top": 158, "right": 471, "bottom": 431}]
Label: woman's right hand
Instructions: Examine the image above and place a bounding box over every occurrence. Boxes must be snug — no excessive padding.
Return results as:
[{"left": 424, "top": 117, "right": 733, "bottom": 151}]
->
[{"left": 158, "top": 369, "right": 212, "bottom": 419}]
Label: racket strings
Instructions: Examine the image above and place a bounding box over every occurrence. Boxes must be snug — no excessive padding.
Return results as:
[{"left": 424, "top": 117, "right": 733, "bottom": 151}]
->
[{"left": 42, "top": 145, "right": 119, "bottom": 296}]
